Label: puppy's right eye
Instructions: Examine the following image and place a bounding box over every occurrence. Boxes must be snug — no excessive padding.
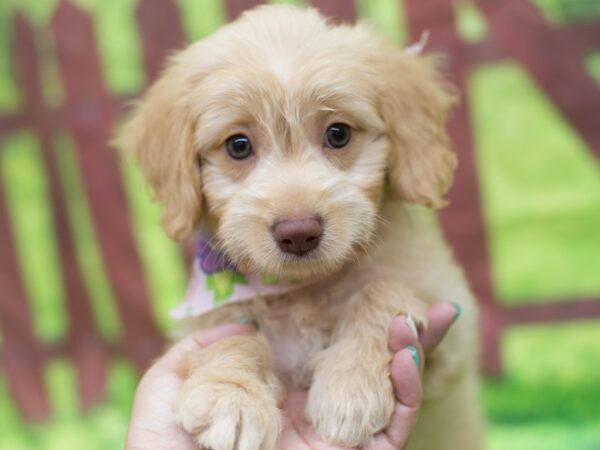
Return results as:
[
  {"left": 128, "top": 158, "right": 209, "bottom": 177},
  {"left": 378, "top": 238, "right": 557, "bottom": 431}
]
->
[{"left": 225, "top": 134, "right": 253, "bottom": 160}]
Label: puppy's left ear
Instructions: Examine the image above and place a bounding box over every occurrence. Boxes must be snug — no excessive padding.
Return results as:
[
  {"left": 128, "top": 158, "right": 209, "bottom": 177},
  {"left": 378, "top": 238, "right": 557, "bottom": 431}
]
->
[
  {"left": 114, "top": 46, "right": 203, "bottom": 240},
  {"left": 379, "top": 52, "right": 458, "bottom": 208}
]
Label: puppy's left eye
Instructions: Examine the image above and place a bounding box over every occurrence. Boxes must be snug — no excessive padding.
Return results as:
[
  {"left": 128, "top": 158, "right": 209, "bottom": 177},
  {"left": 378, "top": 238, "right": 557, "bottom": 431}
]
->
[
  {"left": 225, "top": 134, "right": 253, "bottom": 160},
  {"left": 324, "top": 123, "right": 351, "bottom": 149}
]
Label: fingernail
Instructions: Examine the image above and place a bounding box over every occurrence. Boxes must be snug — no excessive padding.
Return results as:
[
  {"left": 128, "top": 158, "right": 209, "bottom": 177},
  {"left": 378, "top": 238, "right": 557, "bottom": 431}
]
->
[
  {"left": 451, "top": 303, "right": 462, "bottom": 324},
  {"left": 405, "top": 345, "right": 419, "bottom": 367},
  {"left": 405, "top": 314, "right": 419, "bottom": 338},
  {"left": 237, "top": 317, "right": 260, "bottom": 330}
]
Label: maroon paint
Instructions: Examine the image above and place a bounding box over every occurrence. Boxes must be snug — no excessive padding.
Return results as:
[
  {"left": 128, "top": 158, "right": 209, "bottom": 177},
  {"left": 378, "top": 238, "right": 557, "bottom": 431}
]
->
[{"left": 51, "top": 1, "right": 162, "bottom": 372}]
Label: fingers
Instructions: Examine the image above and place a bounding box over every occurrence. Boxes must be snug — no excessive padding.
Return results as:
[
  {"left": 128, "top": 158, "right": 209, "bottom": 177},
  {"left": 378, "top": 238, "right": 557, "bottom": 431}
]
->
[
  {"left": 153, "top": 322, "right": 257, "bottom": 372},
  {"left": 376, "top": 303, "right": 459, "bottom": 450},
  {"left": 389, "top": 303, "right": 459, "bottom": 355},
  {"left": 367, "top": 349, "right": 421, "bottom": 450},
  {"left": 419, "top": 303, "right": 459, "bottom": 353}
]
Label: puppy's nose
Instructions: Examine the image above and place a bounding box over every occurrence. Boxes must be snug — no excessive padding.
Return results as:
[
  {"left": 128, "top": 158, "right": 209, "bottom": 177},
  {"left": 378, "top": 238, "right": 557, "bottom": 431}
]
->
[{"left": 272, "top": 217, "right": 322, "bottom": 256}]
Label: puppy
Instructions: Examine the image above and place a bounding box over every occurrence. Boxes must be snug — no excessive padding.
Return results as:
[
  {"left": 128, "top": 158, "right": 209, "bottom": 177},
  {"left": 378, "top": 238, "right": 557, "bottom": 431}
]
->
[{"left": 118, "top": 5, "right": 484, "bottom": 449}]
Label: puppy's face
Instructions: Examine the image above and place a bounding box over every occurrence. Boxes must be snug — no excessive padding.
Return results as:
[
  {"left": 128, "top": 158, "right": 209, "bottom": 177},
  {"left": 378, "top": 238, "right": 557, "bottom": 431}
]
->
[{"left": 118, "top": 6, "right": 456, "bottom": 280}]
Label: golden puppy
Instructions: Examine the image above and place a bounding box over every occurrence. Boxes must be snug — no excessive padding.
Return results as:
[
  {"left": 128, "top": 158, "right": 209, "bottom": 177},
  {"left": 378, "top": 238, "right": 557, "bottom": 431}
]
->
[{"left": 118, "top": 5, "right": 484, "bottom": 449}]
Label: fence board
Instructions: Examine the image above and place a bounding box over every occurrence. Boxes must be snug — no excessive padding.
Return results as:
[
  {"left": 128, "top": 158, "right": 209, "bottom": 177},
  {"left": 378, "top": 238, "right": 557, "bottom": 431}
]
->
[
  {"left": 224, "top": 0, "right": 264, "bottom": 20},
  {"left": 404, "top": 0, "right": 505, "bottom": 375},
  {"left": 51, "top": 0, "right": 162, "bottom": 372},
  {"left": 476, "top": 0, "right": 600, "bottom": 160},
  {"left": 137, "top": 0, "right": 186, "bottom": 82},
  {"left": 13, "top": 14, "right": 110, "bottom": 409},
  {"left": 0, "top": 169, "right": 50, "bottom": 421},
  {"left": 507, "top": 298, "right": 600, "bottom": 324},
  {"left": 311, "top": 0, "right": 356, "bottom": 22},
  {"left": 0, "top": 114, "right": 26, "bottom": 137}
]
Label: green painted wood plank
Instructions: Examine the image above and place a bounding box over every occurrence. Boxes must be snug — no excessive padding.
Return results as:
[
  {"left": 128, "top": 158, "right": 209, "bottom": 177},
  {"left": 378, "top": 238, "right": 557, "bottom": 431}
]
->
[
  {"left": 176, "top": 0, "right": 226, "bottom": 42},
  {"left": 469, "top": 62, "right": 600, "bottom": 303},
  {"left": 91, "top": 0, "right": 145, "bottom": 95},
  {"left": 357, "top": 0, "right": 405, "bottom": 44},
  {"left": 454, "top": 0, "right": 488, "bottom": 44},
  {"left": 0, "top": 131, "right": 67, "bottom": 342},
  {"left": 120, "top": 159, "right": 187, "bottom": 333},
  {"left": 0, "top": 3, "right": 23, "bottom": 112}
]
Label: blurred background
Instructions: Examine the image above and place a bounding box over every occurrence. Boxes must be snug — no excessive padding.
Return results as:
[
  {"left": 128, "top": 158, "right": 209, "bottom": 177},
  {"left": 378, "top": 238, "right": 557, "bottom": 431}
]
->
[{"left": 0, "top": 0, "right": 599, "bottom": 449}]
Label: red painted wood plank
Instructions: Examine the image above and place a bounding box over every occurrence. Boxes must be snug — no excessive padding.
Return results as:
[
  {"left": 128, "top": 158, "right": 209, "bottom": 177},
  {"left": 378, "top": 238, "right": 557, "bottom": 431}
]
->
[
  {"left": 476, "top": 0, "right": 600, "bottom": 160},
  {"left": 13, "top": 14, "right": 110, "bottom": 410},
  {"left": 404, "top": 0, "right": 505, "bottom": 376},
  {"left": 51, "top": 0, "right": 162, "bottom": 372},
  {"left": 136, "top": 0, "right": 197, "bottom": 268},
  {"left": 564, "top": 21, "right": 600, "bottom": 51},
  {"left": 224, "top": 0, "right": 264, "bottom": 21},
  {"left": 0, "top": 157, "right": 50, "bottom": 421},
  {"left": 136, "top": 0, "right": 186, "bottom": 82},
  {"left": 310, "top": 0, "right": 356, "bottom": 22},
  {"left": 0, "top": 114, "right": 27, "bottom": 139},
  {"left": 507, "top": 298, "right": 600, "bottom": 324}
]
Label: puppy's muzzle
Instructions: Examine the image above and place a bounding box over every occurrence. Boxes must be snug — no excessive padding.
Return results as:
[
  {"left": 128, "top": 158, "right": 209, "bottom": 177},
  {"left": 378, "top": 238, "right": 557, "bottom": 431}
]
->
[{"left": 272, "top": 216, "right": 322, "bottom": 256}]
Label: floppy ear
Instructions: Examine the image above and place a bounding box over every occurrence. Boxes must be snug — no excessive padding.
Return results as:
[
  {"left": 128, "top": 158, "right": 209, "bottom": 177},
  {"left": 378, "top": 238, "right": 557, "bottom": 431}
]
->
[
  {"left": 380, "top": 52, "right": 458, "bottom": 208},
  {"left": 116, "top": 51, "right": 202, "bottom": 240}
]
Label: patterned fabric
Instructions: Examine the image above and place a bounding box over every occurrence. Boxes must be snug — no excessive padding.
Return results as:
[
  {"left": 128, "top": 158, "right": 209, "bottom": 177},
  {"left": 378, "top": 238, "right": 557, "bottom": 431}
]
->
[{"left": 171, "top": 235, "right": 304, "bottom": 319}]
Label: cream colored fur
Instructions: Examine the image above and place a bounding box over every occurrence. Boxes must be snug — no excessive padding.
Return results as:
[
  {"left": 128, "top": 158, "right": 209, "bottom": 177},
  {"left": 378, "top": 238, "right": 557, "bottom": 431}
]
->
[{"left": 117, "top": 5, "right": 484, "bottom": 449}]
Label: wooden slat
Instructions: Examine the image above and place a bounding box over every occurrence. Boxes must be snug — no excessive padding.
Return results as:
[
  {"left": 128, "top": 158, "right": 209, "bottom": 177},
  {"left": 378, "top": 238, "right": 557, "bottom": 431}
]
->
[
  {"left": 13, "top": 14, "right": 110, "bottom": 410},
  {"left": 507, "top": 298, "right": 600, "bottom": 324},
  {"left": 136, "top": 0, "right": 186, "bottom": 82},
  {"left": 51, "top": 0, "right": 162, "bottom": 372},
  {"left": 310, "top": 0, "right": 356, "bottom": 22},
  {"left": 565, "top": 21, "right": 600, "bottom": 51},
  {"left": 476, "top": 0, "right": 600, "bottom": 160},
  {"left": 0, "top": 114, "right": 27, "bottom": 138},
  {"left": 224, "top": 0, "right": 264, "bottom": 21},
  {"left": 404, "top": 0, "right": 505, "bottom": 376}
]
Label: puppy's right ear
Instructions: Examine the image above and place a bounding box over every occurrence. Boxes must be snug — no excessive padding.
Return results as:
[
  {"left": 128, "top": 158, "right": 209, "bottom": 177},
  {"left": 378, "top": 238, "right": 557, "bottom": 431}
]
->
[{"left": 116, "top": 50, "right": 202, "bottom": 240}]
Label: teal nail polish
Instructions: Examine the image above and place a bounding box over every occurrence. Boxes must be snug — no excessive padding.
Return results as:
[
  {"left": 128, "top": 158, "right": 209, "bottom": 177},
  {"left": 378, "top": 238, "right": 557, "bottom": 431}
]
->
[
  {"left": 405, "top": 345, "right": 419, "bottom": 367},
  {"left": 451, "top": 303, "right": 462, "bottom": 324},
  {"left": 237, "top": 317, "right": 260, "bottom": 330}
]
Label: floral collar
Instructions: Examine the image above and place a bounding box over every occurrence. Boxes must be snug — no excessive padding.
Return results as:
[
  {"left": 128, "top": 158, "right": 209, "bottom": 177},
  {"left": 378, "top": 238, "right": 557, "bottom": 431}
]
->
[{"left": 171, "top": 235, "right": 305, "bottom": 320}]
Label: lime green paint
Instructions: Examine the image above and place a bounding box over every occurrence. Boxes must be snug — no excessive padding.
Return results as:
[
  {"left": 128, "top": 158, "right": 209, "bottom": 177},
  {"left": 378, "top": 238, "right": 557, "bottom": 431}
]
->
[
  {"left": 0, "top": 132, "right": 66, "bottom": 342},
  {"left": 531, "top": 0, "right": 600, "bottom": 24},
  {"left": 6, "top": 0, "right": 59, "bottom": 26},
  {"left": 177, "top": 0, "right": 226, "bottom": 42},
  {"left": 469, "top": 62, "right": 600, "bottom": 303},
  {"left": 35, "top": 28, "right": 65, "bottom": 109},
  {"left": 0, "top": 3, "right": 22, "bottom": 112},
  {"left": 357, "top": 0, "right": 405, "bottom": 44},
  {"left": 52, "top": 133, "right": 122, "bottom": 340},
  {"left": 586, "top": 52, "right": 600, "bottom": 85},
  {"left": 270, "top": 0, "right": 306, "bottom": 6},
  {"left": 92, "top": 0, "right": 145, "bottom": 95},
  {"left": 455, "top": 1, "right": 488, "bottom": 43},
  {"left": 120, "top": 160, "right": 187, "bottom": 333}
]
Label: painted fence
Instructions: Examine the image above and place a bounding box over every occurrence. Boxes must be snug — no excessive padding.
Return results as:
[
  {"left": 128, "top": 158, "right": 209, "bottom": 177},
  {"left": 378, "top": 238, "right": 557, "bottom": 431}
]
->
[{"left": 0, "top": 0, "right": 599, "bottom": 422}]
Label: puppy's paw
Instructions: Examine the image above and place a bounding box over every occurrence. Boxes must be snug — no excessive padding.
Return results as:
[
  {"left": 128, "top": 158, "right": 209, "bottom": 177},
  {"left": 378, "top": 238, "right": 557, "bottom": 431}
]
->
[
  {"left": 306, "top": 347, "right": 395, "bottom": 447},
  {"left": 177, "top": 377, "right": 281, "bottom": 450}
]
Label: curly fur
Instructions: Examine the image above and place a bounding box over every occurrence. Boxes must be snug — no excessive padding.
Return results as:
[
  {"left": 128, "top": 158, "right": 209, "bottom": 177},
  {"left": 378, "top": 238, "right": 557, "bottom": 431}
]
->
[{"left": 117, "top": 5, "right": 484, "bottom": 449}]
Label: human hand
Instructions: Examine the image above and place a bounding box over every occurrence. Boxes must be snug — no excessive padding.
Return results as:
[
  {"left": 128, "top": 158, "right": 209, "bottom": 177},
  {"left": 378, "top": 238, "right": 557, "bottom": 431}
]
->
[
  {"left": 125, "top": 303, "right": 458, "bottom": 450},
  {"left": 125, "top": 323, "right": 258, "bottom": 450},
  {"left": 276, "top": 303, "right": 458, "bottom": 449}
]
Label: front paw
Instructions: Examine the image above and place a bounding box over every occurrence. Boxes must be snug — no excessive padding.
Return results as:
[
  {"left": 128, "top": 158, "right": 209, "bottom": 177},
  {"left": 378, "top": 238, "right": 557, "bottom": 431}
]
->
[
  {"left": 306, "top": 347, "right": 395, "bottom": 447},
  {"left": 177, "top": 377, "right": 281, "bottom": 450}
]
